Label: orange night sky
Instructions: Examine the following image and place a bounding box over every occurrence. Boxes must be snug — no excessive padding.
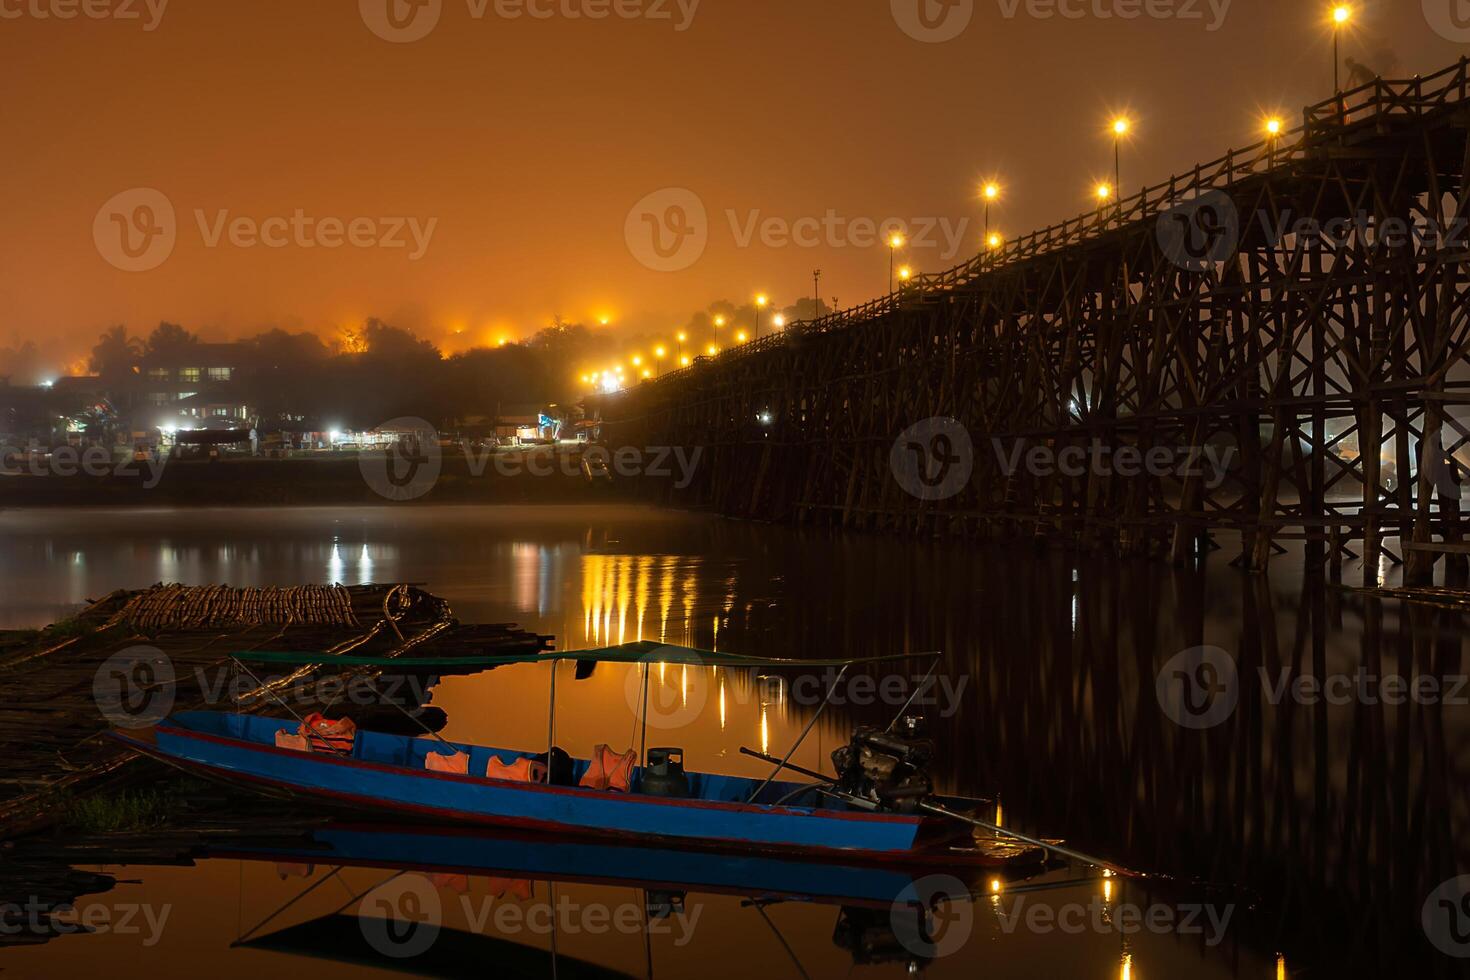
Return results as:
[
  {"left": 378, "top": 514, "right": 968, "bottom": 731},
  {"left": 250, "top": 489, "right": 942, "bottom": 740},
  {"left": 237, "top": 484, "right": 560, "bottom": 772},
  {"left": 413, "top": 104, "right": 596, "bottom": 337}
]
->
[{"left": 0, "top": 0, "right": 1461, "bottom": 375}]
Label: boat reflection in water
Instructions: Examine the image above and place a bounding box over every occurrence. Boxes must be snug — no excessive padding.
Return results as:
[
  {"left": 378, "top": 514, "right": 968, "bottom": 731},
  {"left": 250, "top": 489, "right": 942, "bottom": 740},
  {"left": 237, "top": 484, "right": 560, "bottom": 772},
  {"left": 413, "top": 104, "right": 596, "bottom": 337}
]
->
[{"left": 215, "top": 822, "right": 1073, "bottom": 979}]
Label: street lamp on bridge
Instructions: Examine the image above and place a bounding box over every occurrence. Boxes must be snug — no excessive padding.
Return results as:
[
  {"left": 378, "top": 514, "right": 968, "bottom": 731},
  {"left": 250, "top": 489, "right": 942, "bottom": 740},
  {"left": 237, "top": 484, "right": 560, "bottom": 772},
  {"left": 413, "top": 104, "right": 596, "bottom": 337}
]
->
[
  {"left": 755, "top": 293, "right": 769, "bottom": 337},
  {"left": 982, "top": 182, "right": 1001, "bottom": 266},
  {"left": 1331, "top": 5, "right": 1352, "bottom": 95},
  {"left": 1110, "top": 117, "right": 1130, "bottom": 217},
  {"left": 888, "top": 233, "right": 905, "bottom": 293}
]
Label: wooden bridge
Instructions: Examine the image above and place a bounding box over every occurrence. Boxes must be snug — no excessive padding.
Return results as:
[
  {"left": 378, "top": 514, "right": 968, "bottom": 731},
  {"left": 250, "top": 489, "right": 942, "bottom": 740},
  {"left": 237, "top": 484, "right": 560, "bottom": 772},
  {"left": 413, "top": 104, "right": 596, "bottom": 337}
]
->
[{"left": 600, "top": 59, "right": 1470, "bottom": 584}]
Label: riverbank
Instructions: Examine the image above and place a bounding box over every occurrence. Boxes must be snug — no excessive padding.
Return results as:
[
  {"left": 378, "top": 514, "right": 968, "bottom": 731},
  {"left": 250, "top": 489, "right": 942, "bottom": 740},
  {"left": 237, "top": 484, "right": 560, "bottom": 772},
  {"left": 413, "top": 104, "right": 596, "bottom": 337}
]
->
[{"left": 0, "top": 453, "right": 628, "bottom": 507}]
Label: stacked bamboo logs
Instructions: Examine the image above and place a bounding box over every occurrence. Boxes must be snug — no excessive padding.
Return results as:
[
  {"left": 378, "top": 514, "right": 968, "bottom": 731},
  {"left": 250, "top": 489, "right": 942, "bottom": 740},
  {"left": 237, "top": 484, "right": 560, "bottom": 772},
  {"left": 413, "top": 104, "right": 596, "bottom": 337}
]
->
[{"left": 103, "top": 584, "right": 360, "bottom": 632}]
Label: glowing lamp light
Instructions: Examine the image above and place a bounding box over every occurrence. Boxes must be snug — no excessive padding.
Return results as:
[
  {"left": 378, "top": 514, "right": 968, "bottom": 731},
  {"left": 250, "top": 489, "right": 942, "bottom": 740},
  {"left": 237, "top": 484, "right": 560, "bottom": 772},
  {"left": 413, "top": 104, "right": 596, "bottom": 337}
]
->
[
  {"left": 642, "top": 369, "right": 652, "bottom": 379},
  {"left": 714, "top": 315, "right": 726, "bottom": 328},
  {"left": 1112, "top": 118, "right": 1130, "bottom": 136},
  {"left": 600, "top": 375, "right": 620, "bottom": 394},
  {"left": 987, "top": 233, "right": 1003, "bottom": 250},
  {"left": 736, "top": 330, "right": 749, "bottom": 343},
  {"left": 773, "top": 314, "right": 786, "bottom": 328},
  {"left": 680, "top": 356, "right": 691, "bottom": 367},
  {"left": 1333, "top": 4, "right": 1351, "bottom": 24},
  {"left": 889, "top": 233, "right": 905, "bottom": 249},
  {"left": 654, "top": 346, "right": 667, "bottom": 358},
  {"left": 632, "top": 355, "right": 642, "bottom": 366},
  {"left": 756, "top": 294, "right": 769, "bottom": 307},
  {"left": 706, "top": 344, "right": 719, "bottom": 356},
  {"left": 1266, "top": 117, "right": 1283, "bottom": 137},
  {"left": 598, "top": 317, "right": 611, "bottom": 326},
  {"left": 989, "top": 879, "right": 1002, "bottom": 894},
  {"left": 1096, "top": 183, "right": 1113, "bottom": 201},
  {"left": 898, "top": 266, "right": 913, "bottom": 281},
  {"left": 677, "top": 331, "right": 688, "bottom": 343},
  {"left": 983, "top": 182, "right": 1000, "bottom": 201}
]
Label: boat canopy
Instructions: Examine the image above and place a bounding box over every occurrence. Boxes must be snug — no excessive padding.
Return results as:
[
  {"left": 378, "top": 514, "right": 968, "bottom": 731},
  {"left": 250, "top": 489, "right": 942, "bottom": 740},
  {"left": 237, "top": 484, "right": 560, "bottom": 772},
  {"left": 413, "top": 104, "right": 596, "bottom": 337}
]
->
[{"left": 229, "top": 640, "right": 938, "bottom": 672}]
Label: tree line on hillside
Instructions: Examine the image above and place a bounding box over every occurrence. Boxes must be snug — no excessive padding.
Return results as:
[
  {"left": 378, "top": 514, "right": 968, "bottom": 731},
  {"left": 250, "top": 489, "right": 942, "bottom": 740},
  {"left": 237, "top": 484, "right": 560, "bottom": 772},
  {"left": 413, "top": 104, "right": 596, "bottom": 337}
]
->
[{"left": 83, "top": 318, "right": 631, "bottom": 429}]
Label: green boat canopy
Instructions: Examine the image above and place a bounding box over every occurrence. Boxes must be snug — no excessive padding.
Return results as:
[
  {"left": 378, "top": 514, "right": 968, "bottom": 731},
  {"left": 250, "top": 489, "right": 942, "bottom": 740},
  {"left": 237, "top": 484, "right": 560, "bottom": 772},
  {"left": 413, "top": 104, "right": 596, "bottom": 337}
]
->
[{"left": 229, "top": 640, "right": 939, "bottom": 672}]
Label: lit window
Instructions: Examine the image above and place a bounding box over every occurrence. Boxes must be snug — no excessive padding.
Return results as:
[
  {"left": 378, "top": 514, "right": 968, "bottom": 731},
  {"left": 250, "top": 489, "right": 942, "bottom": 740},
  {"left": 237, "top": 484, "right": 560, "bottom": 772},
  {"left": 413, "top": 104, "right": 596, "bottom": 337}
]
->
[
  {"left": 147, "top": 368, "right": 169, "bottom": 380},
  {"left": 179, "top": 368, "right": 201, "bottom": 383},
  {"left": 208, "top": 367, "right": 232, "bottom": 382}
]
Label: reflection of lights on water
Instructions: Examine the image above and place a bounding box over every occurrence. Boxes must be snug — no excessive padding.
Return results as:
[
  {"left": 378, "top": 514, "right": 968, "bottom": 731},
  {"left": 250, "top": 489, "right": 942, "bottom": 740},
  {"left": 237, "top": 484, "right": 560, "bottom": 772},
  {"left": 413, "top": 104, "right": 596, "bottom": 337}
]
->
[
  {"left": 719, "top": 676, "right": 727, "bottom": 730},
  {"left": 995, "top": 802, "right": 1003, "bottom": 827},
  {"left": 1120, "top": 953, "right": 1132, "bottom": 980},
  {"left": 760, "top": 706, "right": 769, "bottom": 755},
  {"left": 989, "top": 878, "right": 1002, "bottom": 895},
  {"left": 327, "top": 541, "right": 344, "bottom": 583},
  {"left": 1276, "top": 954, "right": 1286, "bottom": 980},
  {"left": 1103, "top": 878, "right": 1113, "bottom": 902},
  {"left": 681, "top": 664, "right": 688, "bottom": 708}
]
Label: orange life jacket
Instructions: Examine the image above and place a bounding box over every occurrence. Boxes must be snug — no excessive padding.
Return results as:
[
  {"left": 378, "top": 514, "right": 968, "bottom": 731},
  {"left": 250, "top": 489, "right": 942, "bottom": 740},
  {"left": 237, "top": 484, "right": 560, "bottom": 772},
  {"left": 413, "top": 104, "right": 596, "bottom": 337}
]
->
[
  {"left": 274, "top": 731, "right": 312, "bottom": 752},
  {"left": 486, "top": 756, "right": 548, "bottom": 783},
  {"left": 430, "top": 873, "right": 470, "bottom": 894},
  {"left": 488, "top": 878, "right": 535, "bottom": 901},
  {"left": 578, "top": 744, "right": 637, "bottom": 792},
  {"left": 425, "top": 750, "right": 470, "bottom": 774},
  {"left": 298, "top": 713, "right": 357, "bottom": 755}
]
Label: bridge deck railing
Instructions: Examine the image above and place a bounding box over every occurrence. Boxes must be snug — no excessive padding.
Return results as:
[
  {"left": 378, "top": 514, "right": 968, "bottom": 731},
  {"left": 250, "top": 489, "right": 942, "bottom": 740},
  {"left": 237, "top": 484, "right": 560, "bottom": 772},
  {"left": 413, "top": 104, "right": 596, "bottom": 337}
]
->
[{"left": 645, "top": 57, "right": 1470, "bottom": 384}]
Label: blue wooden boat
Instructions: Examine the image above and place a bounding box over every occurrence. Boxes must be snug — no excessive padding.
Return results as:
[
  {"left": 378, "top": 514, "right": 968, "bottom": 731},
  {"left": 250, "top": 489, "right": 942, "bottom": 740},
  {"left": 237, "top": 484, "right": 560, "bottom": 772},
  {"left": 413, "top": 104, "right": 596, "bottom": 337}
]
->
[
  {"left": 112, "top": 642, "right": 1064, "bottom": 870},
  {"left": 116, "top": 710, "right": 1002, "bottom": 866}
]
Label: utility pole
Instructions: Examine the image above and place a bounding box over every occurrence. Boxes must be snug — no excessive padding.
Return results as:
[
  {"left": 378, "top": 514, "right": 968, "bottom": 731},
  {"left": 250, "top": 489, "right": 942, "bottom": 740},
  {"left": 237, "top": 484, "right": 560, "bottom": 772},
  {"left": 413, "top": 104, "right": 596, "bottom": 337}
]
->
[{"left": 813, "top": 269, "right": 822, "bottom": 319}]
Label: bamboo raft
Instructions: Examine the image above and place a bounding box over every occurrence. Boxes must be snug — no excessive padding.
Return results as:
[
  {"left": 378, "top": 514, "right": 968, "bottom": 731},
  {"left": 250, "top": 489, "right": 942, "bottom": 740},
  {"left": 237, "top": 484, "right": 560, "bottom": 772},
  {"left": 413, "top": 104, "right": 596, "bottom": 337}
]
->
[{"left": 0, "top": 583, "right": 552, "bottom": 838}]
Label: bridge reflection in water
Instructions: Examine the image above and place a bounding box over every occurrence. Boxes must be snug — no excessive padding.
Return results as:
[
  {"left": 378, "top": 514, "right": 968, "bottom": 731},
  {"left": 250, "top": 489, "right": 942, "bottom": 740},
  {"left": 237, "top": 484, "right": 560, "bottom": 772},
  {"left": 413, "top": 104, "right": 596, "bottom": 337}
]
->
[{"left": 481, "top": 531, "right": 1469, "bottom": 976}]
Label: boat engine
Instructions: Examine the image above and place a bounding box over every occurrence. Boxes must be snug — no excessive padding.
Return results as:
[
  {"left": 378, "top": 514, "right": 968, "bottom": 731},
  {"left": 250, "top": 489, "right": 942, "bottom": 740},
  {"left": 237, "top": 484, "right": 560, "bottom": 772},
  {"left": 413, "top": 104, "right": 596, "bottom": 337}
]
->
[{"left": 830, "top": 716, "right": 934, "bottom": 814}]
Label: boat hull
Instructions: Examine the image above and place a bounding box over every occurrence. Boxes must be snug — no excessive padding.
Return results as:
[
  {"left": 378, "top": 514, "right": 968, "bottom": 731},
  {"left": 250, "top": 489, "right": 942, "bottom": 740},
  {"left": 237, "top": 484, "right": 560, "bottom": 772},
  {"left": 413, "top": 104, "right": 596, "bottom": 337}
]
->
[{"left": 122, "top": 716, "right": 936, "bottom": 863}]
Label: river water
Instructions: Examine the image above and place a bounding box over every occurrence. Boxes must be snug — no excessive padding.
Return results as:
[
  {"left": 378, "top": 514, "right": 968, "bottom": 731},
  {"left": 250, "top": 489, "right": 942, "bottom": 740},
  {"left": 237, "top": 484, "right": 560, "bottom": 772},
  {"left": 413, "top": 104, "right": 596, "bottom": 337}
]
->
[{"left": 0, "top": 505, "right": 1464, "bottom": 978}]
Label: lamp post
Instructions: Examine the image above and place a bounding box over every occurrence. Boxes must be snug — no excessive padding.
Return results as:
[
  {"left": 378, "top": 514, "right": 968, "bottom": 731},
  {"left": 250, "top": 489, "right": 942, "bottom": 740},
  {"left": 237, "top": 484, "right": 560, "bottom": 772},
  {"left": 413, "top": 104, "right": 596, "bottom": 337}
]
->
[
  {"left": 1332, "top": 5, "right": 1351, "bottom": 95},
  {"left": 676, "top": 331, "right": 687, "bottom": 365},
  {"left": 982, "top": 182, "right": 1000, "bottom": 266},
  {"left": 1110, "top": 118, "right": 1129, "bottom": 219},
  {"left": 1265, "top": 117, "right": 1283, "bottom": 165},
  {"left": 888, "top": 234, "right": 904, "bottom": 293},
  {"left": 755, "top": 294, "right": 768, "bottom": 338},
  {"left": 654, "top": 345, "right": 667, "bottom": 377}
]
